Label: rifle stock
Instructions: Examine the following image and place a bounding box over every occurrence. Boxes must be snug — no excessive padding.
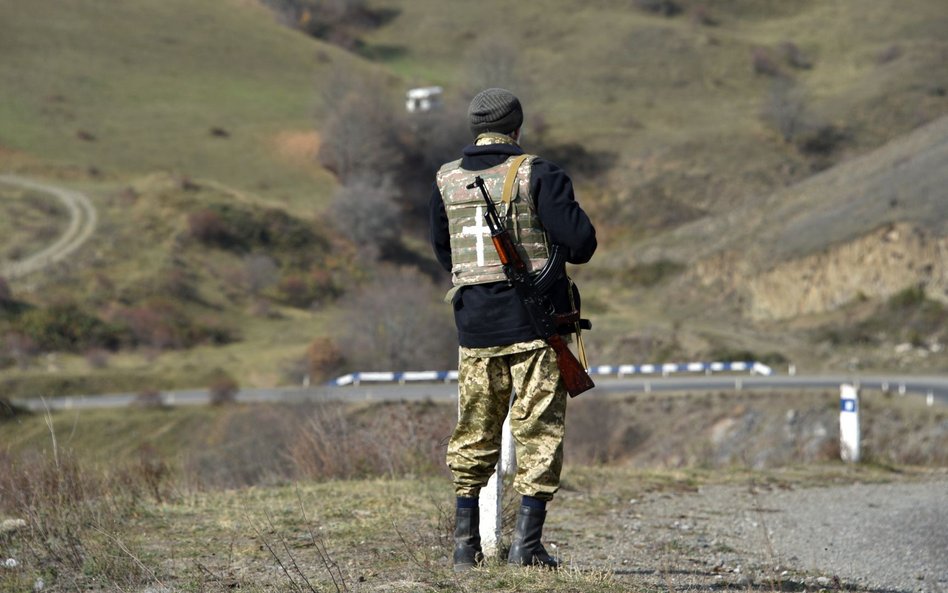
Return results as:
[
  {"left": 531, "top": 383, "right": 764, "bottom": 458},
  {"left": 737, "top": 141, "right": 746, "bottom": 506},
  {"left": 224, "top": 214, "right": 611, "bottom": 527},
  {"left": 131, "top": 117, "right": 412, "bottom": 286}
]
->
[
  {"left": 547, "top": 334, "right": 595, "bottom": 397},
  {"left": 467, "top": 175, "right": 595, "bottom": 398}
]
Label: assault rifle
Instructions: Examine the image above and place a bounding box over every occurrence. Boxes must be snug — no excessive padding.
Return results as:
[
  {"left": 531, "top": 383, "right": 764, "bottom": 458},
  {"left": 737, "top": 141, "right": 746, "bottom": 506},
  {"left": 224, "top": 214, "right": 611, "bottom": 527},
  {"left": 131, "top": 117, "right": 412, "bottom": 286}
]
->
[{"left": 466, "top": 176, "right": 595, "bottom": 397}]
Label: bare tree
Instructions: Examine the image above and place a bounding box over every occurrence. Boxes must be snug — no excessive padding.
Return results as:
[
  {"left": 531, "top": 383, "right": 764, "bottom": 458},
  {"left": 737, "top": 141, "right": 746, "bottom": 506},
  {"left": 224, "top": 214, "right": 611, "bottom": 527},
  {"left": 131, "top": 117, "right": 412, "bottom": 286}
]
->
[
  {"left": 317, "top": 67, "right": 404, "bottom": 184},
  {"left": 328, "top": 176, "right": 402, "bottom": 258},
  {"left": 463, "top": 36, "right": 521, "bottom": 97},
  {"left": 760, "top": 79, "right": 808, "bottom": 142},
  {"left": 339, "top": 266, "right": 457, "bottom": 371},
  {"left": 243, "top": 254, "right": 280, "bottom": 296}
]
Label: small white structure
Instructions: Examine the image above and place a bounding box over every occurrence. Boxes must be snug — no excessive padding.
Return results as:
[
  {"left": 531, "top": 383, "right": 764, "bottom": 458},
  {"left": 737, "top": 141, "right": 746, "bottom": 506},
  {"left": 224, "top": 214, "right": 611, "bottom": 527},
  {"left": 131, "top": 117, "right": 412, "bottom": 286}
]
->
[
  {"left": 406, "top": 86, "right": 443, "bottom": 113},
  {"left": 839, "top": 384, "right": 861, "bottom": 462}
]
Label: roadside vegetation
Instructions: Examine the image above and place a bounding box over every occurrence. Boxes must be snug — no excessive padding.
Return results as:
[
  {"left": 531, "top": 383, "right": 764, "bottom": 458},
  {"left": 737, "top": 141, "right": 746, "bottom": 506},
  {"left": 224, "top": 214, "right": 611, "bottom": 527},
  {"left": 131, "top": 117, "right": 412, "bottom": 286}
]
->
[{"left": 1, "top": 390, "right": 944, "bottom": 591}]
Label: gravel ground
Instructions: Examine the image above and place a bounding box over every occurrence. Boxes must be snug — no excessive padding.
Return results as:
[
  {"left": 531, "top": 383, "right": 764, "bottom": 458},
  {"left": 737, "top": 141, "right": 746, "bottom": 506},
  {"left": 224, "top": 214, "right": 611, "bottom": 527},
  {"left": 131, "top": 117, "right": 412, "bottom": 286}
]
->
[{"left": 556, "top": 472, "right": 948, "bottom": 592}]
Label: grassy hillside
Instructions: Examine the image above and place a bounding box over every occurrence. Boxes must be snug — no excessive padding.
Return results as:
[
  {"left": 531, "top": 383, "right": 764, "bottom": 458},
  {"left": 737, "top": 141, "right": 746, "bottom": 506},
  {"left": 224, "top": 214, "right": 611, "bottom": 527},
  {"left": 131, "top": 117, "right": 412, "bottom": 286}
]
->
[
  {"left": 1, "top": 0, "right": 947, "bottom": 398},
  {"left": 0, "top": 0, "right": 357, "bottom": 207}
]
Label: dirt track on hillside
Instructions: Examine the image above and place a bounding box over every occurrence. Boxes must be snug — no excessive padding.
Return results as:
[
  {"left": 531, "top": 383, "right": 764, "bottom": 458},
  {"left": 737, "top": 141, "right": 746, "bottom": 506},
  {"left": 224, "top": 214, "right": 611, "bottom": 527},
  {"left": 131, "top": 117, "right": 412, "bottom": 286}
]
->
[{"left": 0, "top": 174, "right": 97, "bottom": 279}]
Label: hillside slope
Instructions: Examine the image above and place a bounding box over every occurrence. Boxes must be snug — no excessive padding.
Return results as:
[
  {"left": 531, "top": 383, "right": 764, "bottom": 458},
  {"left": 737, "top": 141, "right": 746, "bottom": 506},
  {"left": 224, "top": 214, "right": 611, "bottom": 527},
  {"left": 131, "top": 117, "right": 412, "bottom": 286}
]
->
[
  {"left": 1, "top": 0, "right": 947, "bottom": 397},
  {"left": 643, "top": 115, "right": 948, "bottom": 321}
]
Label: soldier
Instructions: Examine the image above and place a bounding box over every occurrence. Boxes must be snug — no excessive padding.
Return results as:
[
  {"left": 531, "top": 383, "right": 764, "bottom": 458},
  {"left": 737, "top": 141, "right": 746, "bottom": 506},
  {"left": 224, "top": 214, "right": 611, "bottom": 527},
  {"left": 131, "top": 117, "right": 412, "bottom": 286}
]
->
[{"left": 429, "top": 88, "right": 597, "bottom": 571}]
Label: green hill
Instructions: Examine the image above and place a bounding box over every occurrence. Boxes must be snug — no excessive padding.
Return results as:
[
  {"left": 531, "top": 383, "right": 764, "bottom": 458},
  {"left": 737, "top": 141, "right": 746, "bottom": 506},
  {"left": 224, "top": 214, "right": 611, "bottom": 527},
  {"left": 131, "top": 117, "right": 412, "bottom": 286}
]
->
[{"left": 1, "top": 0, "right": 947, "bottom": 397}]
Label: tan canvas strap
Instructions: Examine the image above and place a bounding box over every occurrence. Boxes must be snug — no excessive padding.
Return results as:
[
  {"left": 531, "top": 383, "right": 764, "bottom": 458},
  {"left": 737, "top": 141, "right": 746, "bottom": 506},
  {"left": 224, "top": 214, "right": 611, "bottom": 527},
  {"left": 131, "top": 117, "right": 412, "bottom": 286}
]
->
[{"left": 502, "top": 154, "right": 530, "bottom": 205}]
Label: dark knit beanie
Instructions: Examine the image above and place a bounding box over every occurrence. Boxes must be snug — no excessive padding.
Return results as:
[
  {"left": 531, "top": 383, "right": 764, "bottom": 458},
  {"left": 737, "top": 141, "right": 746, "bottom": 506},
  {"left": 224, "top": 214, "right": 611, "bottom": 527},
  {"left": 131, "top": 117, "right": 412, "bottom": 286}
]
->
[{"left": 468, "top": 88, "right": 523, "bottom": 136}]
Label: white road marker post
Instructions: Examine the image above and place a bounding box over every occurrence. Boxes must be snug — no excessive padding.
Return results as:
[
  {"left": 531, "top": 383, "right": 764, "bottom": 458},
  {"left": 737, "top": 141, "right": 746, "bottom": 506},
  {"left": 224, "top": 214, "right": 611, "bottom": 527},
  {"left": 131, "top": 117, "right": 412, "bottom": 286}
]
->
[
  {"left": 839, "top": 384, "right": 860, "bottom": 463},
  {"left": 480, "top": 407, "right": 516, "bottom": 559}
]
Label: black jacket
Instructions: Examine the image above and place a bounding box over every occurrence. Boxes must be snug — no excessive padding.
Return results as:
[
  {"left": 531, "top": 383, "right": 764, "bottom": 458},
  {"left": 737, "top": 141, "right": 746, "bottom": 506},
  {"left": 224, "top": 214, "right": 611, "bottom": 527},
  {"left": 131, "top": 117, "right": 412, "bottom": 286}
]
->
[{"left": 429, "top": 142, "right": 597, "bottom": 348}]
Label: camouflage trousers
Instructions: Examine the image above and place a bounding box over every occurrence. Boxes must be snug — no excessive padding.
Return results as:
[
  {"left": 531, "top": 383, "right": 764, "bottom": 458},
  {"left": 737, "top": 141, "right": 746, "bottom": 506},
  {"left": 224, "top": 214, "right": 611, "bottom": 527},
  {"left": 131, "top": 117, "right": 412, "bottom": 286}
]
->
[{"left": 447, "top": 339, "right": 567, "bottom": 501}]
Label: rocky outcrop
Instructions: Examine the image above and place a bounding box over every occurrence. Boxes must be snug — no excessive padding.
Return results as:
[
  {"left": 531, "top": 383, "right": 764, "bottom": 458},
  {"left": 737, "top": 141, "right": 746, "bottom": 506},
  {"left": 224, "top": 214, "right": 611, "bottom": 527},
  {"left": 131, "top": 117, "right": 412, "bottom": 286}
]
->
[{"left": 746, "top": 223, "right": 948, "bottom": 321}]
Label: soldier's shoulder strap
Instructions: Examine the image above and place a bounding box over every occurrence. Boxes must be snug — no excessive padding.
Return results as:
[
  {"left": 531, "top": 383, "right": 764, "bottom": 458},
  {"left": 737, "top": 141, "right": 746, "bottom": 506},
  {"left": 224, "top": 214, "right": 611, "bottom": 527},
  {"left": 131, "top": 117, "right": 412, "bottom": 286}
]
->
[{"left": 501, "top": 154, "right": 533, "bottom": 205}]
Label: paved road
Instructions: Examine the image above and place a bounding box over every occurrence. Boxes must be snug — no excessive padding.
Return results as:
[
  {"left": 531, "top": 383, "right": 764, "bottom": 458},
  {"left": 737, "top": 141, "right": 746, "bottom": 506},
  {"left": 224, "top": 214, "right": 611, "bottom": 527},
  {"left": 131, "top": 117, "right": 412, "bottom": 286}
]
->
[
  {"left": 0, "top": 174, "right": 98, "bottom": 279},
  {"left": 12, "top": 374, "right": 947, "bottom": 411}
]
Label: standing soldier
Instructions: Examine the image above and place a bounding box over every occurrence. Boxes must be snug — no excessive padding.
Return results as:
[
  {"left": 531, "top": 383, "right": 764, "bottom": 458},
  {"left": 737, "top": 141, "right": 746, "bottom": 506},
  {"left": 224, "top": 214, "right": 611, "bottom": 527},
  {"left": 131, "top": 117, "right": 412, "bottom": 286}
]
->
[{"left": 429, "top": 88, "right": 597, "bottom": 570}]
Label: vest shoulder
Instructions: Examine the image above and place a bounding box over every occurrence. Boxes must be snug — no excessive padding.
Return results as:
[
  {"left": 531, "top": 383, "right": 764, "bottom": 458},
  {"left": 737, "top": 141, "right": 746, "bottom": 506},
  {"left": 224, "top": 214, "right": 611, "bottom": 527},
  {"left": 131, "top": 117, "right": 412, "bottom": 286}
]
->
[{"left": 437, "top": 158, "right": 464, "bottom": 174}]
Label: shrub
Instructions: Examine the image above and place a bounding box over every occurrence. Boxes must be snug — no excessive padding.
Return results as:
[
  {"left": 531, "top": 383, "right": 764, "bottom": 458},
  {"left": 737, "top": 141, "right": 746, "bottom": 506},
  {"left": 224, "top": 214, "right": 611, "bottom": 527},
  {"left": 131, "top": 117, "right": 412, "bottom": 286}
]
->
[
  {"left": 0, "top": 276, "right": 11, "bottom": 306},
  {"left": 328, "top": 177, "right": 402, "bottom": 256},
  {"left": 778, "top": 41, "right": 812, "bottom": 69},
  {"left": 876, "top": 44, "right": 902, "bottom": 65},
  {"left": 0, "top": 448, "right": 149, "bottom": 589},
  {"left": 287, "top": 401, "right": 452, "bottom": 480},
  {"left": 186, "top": 208, "right": 232, "bottom": 247},
  {"left": 14, "top": 302, "right": 124, "bottom": 352},
  {"left": 760, "top": 79, "right": 808, "bottom": 142},
  {"left": 635, "top": 0, "right": 682, "bottom": 16},
  {"left": 751, "top": 46, "right": 783, "bottom": 77},
  {"left": 339, "top": 266, "right": 457, "bottom": 372},
  {"left": 0, "top": 397, "right": 27, "bottom": 421},
  {"left": 208, "top": 371, "right": 239, "bottom": 405},
  {"left": 133, "top": 388, "right": 165, "bottom": 408},
  {"left": 277, "top": 269, "right": 339, "bottom": 308},
  {"left": 796, "top": 122, "right": 846, "bottom": 155},
  {"left": 104, "top": 299, "right": 234, "bottom": 350},
  {"left": 189, "top": 204, "right": 323, "bottom": 259},
  {"left": 622, "top": 260, "right": 685, "bottom": 287},
  {"left": 305, "top": 337, "right": 344, "bottom": 382},
  {"left": 260, "top": 0, "right": 382, "bottom": 49},
  {"left": 690, "top": 4, "right": 717, "bottom": 26}
]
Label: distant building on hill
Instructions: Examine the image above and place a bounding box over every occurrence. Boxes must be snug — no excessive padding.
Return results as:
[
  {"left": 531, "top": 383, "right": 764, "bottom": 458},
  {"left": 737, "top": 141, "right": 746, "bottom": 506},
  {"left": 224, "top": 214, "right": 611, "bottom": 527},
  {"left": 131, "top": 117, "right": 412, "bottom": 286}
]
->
[{"left": 406, "top": 86, "right": 443, "bottom": 113}]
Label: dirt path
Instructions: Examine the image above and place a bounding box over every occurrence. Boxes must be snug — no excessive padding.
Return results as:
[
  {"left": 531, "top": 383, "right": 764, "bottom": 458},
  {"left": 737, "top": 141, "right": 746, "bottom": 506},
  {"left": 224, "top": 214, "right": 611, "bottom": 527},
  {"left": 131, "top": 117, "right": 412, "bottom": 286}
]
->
[
  {"left": 557, "top": 473, "right": 948, "bottom": 593},
  {"left": 0, "top": 174, "right": 98, "bottom": 279}
]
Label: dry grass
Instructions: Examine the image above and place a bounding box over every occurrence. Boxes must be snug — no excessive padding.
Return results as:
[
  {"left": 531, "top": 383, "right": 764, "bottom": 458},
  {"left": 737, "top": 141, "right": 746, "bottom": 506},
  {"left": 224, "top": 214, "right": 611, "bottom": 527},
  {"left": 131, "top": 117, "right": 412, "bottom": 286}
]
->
[{"left": 1, "top": 391, "right": 943, "bottom": 591}]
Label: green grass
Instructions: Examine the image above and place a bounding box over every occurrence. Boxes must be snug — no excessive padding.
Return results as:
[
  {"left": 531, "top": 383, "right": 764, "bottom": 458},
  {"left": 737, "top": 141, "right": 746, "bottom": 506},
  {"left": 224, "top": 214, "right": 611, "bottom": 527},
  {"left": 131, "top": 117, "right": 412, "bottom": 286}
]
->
[{"left": 0, "top": 0, "right": 342, "bottom": 206}]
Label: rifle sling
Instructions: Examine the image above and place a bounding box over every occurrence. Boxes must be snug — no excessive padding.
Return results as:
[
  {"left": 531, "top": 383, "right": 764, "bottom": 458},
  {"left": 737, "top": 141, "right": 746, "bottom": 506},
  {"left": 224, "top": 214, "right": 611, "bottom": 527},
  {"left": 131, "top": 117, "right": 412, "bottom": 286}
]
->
[{"left": 502, "top": 154, "right": 530, "bottom": 205}]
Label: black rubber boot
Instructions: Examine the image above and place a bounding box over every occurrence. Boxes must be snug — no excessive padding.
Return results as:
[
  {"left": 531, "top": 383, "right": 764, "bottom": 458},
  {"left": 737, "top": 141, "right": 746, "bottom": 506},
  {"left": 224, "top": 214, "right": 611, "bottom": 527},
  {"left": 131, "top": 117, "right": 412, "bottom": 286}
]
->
[
  {"left": 507, "top": 505, "right": 561, "bottom": 569},
  {"left": 453, "top": 507, "right": 483, "bottom": 572}
]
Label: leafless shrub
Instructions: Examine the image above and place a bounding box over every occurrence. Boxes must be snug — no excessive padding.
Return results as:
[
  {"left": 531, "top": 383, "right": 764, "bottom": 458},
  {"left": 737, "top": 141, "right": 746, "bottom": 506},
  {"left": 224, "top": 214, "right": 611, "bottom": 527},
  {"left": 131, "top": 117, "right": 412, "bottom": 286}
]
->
[
  {"left": 876, "top": 44, "right": 903, "bottom": 65},
  {"left": 3, "top": 332, "right": 39, "bottom": 369},
  {"left": 567, "top": 398, "right": 646, "bottom": 465},
  {"left": 287, "top": 401, "right": 452, "bottom": 480},
  {"left": 134, "top": 443, "right": 172, "bottom": 503},
  {"left": 760, "top": 79, "right": 846, "bottom": 155},
  {"left": 635, "top": 0, "right": 682, "bottom": 16},
  {"left": 690, "top": 4, "right": 717, "bottom": 26},
  {"left": 187, "top": 208, "right": 230, "bottom": 245},
  {"left": 463, "top": 36, "right": 521, "bottom": 95},
  {"left": 277, "top": 269, "right": 338, "bottom": 308},
  {"left": 760, "top": 79, "right": 808, "bottom": 141},
  {"left": 328, "top": 176, "right": 402, "bottom": 258},
  {"left": 84, "top": 348, "right": 110, "bottom": 369},
  {"left": 317, "top": 76, "right": 404, "bottom": 184},
  {"left": 0, "top": 276, "right": 12, "bottom": 306},
  {"left": 243, "top": 253, "right": 280, "bottom": 296},
  {"left": 0, "top": 397, "right": 26, "bottom": 421},
  {"left": 305, "top": 337, "right": 344, "bottom": 383},
  {"left": 0, "top": 446, "right": 149, "bottom": 589},
  {"left": 262, "top": 0, "right": 376, "bottom": 51},
  {"left": 133, "top": 388, "right": 165, "bottom": 408},
  {"left": 208, "top": 371, "right": 239, "bottom": 405},
  {"left": 778, "top": 41, "right": 812, "bottom": 69},
  {"left": 751, "top": 46, "right": 783, "bottom": 77},
  {"left": 338, "top": 266, "right": 457, "bottom": 372}
]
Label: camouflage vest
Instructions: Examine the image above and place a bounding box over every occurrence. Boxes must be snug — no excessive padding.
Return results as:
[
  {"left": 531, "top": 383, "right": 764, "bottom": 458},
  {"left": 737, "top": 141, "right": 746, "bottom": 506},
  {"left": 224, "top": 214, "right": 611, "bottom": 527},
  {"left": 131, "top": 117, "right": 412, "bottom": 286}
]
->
[{"left": 436, "top": 154, "right": 550, "bottom": 287}]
